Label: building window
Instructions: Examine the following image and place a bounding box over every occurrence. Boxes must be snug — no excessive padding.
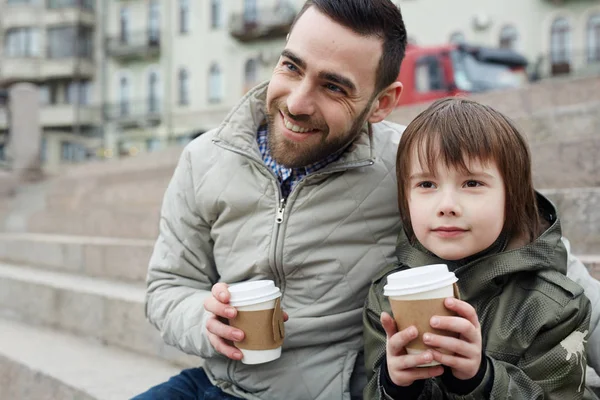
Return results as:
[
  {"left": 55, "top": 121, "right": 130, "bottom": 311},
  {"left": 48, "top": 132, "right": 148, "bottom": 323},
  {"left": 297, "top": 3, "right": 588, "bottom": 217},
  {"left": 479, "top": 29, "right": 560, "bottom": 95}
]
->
[
  {"left": 148, "top": 1, "right": 160, "bottom": 44},
  {"left": 244, "top": 0, "right": 257, "bottom": 24},
  {"left": 179, "top": 0, "right": 190, "bottom": 34},
  {"left": 178, "top": 68, "right": 190, "bottom": 105},
  {"left": 244, "top": 58, "right": 258, "bottom": 92},
  {"left": 588, "top": 14, "right": 600, "bottom": 62},
  {"left": 4, "top": 28, "right": 40, "bottom": 57},
  {"left": 148, "top": 70, "right": 160, "bottom": 113},
  {"left": 39, "top": 84, "right": 50, "bottom": 105},
  {"left": 7, "top": 0, "right": 38, "bottom": 4},
  {"left": 120, "top": 7, "right": 130, "bottom": 44},
  {"left": 208, "top": 63, "right": 222, "bottom": 103},
  {"left": 499, "top": 25, "right": 518, "bottom": 50},
  {"left": 550, "top": 17, "right": 571, "bottom": 64},
  {"left": 146, "top": 138, "right": 160, "bottom": 152},
  {"left": 449, "top": 31, "right": 466, "bottom": 44},
  {"left": 48, "top": 0, "right": 94, "bottom": 10},
  {"left": 47, "top": 25, "right": 93, "bottom": 59},
  {"left": 119, "top": 76, "right": 130, "bottom": 116},
  {"left": 66, "top": 81, "right": 92, "bottom": 105},
  {"left": 211, "top": 0, "right": 222, "bottom": 29}
]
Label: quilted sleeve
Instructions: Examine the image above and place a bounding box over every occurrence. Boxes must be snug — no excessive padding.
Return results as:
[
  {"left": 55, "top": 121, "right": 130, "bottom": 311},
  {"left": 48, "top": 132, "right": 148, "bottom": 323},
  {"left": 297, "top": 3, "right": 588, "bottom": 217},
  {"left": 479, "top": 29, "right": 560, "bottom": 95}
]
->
[{"left": 145, "top": 144, "right": 220, "bottom": 359}]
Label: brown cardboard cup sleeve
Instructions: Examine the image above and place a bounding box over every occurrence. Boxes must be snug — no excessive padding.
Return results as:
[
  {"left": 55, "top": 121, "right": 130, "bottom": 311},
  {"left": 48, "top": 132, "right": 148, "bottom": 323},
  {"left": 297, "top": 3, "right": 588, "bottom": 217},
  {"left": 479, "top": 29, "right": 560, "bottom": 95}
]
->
[
  {"left": 229, "top": 298, "right": 285, "bottom": 350},
  {"left": 389, "top": 284, "right": 461, "bottom": 352}
]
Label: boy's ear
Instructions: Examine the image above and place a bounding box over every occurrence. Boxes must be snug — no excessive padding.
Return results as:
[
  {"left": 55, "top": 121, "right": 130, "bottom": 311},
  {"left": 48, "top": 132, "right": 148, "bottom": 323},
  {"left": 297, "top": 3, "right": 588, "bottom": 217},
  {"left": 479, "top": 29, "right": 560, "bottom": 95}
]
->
[{"left": 368, "top": 81, "right": 403, "bottom": 123}]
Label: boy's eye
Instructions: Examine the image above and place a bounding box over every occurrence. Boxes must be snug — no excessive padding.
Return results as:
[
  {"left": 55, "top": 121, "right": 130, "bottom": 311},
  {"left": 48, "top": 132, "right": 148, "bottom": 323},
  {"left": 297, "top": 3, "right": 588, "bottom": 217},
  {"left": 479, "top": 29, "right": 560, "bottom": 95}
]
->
[
  {"left": 464, "top": 180, "right": 483, "bottom": 188},
  {"left": 417, "top": 181, "right": 436, "bottom": 189}
]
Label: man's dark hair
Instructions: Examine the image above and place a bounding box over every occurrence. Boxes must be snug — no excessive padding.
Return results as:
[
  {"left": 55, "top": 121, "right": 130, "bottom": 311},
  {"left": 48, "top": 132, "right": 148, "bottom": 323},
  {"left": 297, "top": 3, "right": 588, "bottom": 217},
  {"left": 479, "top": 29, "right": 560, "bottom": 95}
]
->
[{"left": 291, "top": 0, "right": 407, "bottom": 94}]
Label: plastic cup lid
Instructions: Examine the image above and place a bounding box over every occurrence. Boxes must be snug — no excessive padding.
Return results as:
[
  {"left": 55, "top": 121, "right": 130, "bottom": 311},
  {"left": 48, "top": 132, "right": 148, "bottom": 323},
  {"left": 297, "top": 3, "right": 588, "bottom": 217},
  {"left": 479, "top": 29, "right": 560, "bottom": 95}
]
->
[
  {"left": 228, "top": 280, "right": 282, "bottom": 307},
  {"left": 383, "top": 264, "right": 457, "bottom": 297}
]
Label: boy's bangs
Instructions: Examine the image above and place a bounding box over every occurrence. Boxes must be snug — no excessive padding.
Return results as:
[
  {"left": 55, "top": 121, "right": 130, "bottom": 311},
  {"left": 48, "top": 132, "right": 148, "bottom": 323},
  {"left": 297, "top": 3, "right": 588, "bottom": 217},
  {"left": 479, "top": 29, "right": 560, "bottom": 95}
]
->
[{"left": 412, "top": 126, "right": 494, "bottom": 177}]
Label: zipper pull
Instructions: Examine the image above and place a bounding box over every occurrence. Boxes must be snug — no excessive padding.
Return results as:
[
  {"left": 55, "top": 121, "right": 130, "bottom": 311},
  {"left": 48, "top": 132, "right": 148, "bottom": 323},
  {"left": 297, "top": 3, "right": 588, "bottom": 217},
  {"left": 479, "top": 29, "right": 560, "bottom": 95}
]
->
[{"left": 276, "top": 198, "right": 286, "bottom": 224}]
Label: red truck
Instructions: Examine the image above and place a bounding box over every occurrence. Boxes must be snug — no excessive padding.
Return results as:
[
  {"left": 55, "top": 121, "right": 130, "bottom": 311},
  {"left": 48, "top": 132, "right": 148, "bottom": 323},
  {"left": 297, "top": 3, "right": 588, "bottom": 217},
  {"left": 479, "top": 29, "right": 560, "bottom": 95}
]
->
[{"left": 397, "top": 43, "right": 529, "bottom": 107}]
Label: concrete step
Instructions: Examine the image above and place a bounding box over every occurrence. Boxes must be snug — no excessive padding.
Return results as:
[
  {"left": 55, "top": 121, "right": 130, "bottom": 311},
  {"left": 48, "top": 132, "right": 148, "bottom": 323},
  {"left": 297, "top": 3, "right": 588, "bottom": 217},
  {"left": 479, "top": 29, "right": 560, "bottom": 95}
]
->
[
  {"left": 0, "top": 262, "right": 197, "bottom": 368},
  {"left": 0, "top": 233, "right": 154, "bottom": 282},
  {"left": 541, "top": 188, "right": 600, "bottom": 254},
  {"left": 532, "top": 138, "right": 600, "bottom": 189},
  {"left": 580, "top": 255, "right": 600, "bottom": 280},
  {"left": 43, "top": 170, "right": 171, "bottom": 214},
  {"left": 0, "top": 318, "right": 181, "bottom": 400},
  {"left": 26, "top": 208, "right": 160, "bottom": 239}
]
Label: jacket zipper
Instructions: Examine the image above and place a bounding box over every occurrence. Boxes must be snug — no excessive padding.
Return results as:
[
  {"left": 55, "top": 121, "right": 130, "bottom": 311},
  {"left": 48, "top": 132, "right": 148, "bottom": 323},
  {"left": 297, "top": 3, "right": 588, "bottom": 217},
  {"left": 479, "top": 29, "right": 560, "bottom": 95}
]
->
[
  {"left": 212, "top": 140, "right": 286, "bottom": 289},
  {"left": 212, "top": 139, "right": 375, "bottom": 294},
  {"left": 276, "top": 198, "right": 286, "bottom": 224}
]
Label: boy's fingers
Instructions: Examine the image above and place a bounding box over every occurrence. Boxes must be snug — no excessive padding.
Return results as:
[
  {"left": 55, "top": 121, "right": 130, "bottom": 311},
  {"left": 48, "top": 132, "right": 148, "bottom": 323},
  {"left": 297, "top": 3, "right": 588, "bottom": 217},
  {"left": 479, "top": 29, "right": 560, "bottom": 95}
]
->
[
  {"left": 423, "top": 332, "right": 477, "bottom": 359},
  {"left": 390, "top": 367, "right": 444, "bottom": 386},
  {"left": 431, "top": 315, "right": 480, "bottom": 345},
  {"left": 388, "top": 326, "right": 418, "bottom": 356},
  {"left": 389, "top": 350, "right": 435, "bottom": 371},
  {"left": 444, "top": 298, "right": 480, "bottom": 329},
  {"left": 431, "top": 350, "right": 480, "bottom": 379},
  {"left": 381, "top": 312, "right": 399, "bottom": 339}
]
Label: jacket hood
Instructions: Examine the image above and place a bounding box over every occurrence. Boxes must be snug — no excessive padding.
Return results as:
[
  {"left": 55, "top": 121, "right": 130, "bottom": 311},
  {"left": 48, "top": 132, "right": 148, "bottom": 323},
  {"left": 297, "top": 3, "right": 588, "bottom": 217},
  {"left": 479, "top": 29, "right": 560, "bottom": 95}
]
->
[
  {"left": 211, "top": 81, "right": 377, "bottom": 171},
  {"left": 393, "top": 192, "right": 567, "bottom": 301}
]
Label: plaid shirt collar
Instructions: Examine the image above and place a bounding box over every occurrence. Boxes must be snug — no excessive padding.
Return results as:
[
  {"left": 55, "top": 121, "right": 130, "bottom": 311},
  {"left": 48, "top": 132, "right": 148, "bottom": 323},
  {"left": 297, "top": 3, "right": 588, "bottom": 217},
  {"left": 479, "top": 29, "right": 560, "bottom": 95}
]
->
[{"left": 256, "top": 123, "right": 344, "bottom": 197}]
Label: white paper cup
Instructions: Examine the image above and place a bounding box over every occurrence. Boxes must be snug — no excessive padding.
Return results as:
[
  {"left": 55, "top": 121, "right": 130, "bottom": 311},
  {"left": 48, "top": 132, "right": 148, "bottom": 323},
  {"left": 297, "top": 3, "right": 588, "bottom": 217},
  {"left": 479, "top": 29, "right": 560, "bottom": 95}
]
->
[
  {"left": 384, "top": 264, "right": 458, "bottom": 366},
  {"left": 228, "top": 280, "right": 283, "bottom": 365}
]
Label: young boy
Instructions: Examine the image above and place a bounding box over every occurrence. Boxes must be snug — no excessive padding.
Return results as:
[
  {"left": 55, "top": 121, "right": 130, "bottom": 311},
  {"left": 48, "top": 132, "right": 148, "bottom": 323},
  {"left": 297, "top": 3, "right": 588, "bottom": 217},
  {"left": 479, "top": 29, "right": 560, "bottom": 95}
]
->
[{"left": 363, "top": 98, "right": 595, "bottom": 399}]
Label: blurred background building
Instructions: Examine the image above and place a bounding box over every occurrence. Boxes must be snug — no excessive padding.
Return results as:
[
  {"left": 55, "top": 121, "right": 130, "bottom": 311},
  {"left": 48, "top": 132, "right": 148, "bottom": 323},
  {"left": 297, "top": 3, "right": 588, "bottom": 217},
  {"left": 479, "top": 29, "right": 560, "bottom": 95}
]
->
[{"left": 0, "top": 0, "right": 598, "bottom": 171}]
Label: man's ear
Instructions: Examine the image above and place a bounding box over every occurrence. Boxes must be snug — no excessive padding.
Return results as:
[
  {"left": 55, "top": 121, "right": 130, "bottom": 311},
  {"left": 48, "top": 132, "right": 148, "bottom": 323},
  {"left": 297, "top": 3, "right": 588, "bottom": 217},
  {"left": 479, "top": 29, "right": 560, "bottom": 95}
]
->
[{"left": 368, "top": 81, "right": 403, "bottom": 123}]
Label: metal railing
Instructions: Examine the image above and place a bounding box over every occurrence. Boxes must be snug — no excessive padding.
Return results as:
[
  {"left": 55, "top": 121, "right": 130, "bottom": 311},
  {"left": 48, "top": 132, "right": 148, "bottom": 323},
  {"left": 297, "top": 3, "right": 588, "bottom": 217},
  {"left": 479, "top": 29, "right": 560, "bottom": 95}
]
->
[
  {"left": 528, "top": 49, "right": 600, "bottom": 81},
  {"left": 229, "top": 3, "right": 296, "bottom": 42},
  {"left": 103, "top": 99, "right": 162, "bottom": 124},
  {"left": 105, "top": 31, "right": 160, "bottom": 59},
  {"left": 47, "top": 0, "right": 94, "bottom": 11}
]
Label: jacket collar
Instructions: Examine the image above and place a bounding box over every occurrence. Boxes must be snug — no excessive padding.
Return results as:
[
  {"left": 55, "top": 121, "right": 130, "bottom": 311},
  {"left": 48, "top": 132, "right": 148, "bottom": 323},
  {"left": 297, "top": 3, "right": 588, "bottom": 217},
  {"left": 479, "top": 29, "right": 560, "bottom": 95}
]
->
[{"left": 211, "top": 82, "right": 376, "bottom": 171}]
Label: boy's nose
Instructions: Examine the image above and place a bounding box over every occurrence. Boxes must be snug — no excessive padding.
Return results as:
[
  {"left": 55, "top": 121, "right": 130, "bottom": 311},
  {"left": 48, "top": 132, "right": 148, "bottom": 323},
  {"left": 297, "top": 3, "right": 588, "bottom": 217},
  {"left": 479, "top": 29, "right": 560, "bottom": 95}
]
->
[{"left": 437, "top": 192, "right": 461, "bottom": 217}]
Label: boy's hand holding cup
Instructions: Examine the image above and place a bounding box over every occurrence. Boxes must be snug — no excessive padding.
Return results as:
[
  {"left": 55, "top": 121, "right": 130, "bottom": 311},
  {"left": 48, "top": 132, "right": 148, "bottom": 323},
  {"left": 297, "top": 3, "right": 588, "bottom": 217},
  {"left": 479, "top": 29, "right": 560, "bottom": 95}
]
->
[{"left": 382, "top": 264, "right": 482, "bottom": 383}]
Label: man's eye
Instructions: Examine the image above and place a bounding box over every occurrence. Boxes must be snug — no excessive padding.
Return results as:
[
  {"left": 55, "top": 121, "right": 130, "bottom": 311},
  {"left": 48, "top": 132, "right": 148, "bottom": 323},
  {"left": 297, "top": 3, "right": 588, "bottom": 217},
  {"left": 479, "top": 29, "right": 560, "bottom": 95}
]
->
[
  {"left": 283, "top": 62, "right": 298, "bottom": 72},
  {"left": 465, "top": 180, "right": 483, "bottom": 188},
  {"left": 325, "top": 83, "right": 345, "bottom": 94}
]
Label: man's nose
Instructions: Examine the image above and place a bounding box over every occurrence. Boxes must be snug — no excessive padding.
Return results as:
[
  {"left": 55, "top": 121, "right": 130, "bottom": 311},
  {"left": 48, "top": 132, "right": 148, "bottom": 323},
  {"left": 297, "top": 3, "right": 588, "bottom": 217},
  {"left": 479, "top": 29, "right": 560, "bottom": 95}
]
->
[
  {"left": 286, "top": 81, "right": 315, "bottom": 117},
  {"left": 437, "top": 190, "right": 461, "bottom": 217}
]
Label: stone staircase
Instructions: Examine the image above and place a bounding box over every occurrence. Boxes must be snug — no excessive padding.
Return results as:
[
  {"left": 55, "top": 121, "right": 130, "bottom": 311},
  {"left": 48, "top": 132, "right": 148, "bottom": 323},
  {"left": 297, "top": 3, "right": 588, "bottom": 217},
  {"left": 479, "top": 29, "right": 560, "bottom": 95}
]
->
[
  {"left": 0, "top": 149, "right": 199, "bottom": 399},
  {"left": 0, "top": 75, "right": 598, "bottom": 399}
]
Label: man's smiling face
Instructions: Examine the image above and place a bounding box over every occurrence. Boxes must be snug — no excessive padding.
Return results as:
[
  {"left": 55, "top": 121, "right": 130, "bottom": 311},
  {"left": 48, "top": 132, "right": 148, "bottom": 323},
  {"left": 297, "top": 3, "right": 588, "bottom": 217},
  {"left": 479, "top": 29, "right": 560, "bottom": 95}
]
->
[{"left": 265, "top": 6, "right": 384, "bottom": 168}]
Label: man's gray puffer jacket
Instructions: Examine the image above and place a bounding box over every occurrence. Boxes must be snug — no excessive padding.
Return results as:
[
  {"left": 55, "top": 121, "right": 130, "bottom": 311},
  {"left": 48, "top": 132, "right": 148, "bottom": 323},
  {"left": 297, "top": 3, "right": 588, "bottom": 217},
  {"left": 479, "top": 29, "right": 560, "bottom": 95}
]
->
[{"left": 145, "top": 82, "right": 403, "bottom": 400}]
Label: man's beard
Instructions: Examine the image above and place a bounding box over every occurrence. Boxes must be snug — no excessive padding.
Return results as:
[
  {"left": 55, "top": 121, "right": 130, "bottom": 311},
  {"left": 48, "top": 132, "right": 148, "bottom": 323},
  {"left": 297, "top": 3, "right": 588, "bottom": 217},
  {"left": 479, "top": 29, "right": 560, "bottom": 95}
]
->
[{"left": 266, "top": 100, "right": 373, "bottom": 169}]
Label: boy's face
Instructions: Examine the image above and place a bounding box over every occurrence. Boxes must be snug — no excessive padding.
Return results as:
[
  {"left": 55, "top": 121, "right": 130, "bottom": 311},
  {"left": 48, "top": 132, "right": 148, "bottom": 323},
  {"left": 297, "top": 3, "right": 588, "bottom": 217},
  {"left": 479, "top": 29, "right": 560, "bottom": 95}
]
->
[{"left": 407, "top": 152, "right": 506, "bottom": 261}]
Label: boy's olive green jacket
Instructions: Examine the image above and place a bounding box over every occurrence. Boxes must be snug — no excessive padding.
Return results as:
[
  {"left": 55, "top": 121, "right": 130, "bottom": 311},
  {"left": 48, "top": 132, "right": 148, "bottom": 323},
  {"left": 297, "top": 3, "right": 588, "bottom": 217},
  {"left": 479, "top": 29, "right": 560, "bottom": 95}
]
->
[{"left": 364, "top": 194, "right": 595, "bottom": 399}]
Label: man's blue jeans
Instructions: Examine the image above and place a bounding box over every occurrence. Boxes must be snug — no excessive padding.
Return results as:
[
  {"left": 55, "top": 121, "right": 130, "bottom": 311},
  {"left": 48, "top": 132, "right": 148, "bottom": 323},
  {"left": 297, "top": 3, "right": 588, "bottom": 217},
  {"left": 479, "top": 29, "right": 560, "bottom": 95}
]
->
[{"left": 132, "top": 367, "right": 242, "bottom": 400}]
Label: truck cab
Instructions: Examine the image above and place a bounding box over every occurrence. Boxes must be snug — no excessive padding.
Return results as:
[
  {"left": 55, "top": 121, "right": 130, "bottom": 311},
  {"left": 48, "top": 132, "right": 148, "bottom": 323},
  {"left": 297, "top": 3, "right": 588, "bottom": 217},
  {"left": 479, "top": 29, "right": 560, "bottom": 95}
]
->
[{"left": 397, "top": 43, "right": 529, "bottom": 107}]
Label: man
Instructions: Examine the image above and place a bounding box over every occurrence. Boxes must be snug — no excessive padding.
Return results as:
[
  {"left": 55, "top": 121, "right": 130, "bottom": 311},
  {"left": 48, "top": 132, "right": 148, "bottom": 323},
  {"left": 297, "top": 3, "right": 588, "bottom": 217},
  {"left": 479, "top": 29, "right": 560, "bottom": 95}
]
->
[
  {"left": 138, "top": 1, "right": 406, "bottom": 399},
  {"left": 137, "top": 0, "right": 599, "bottom": 399}
]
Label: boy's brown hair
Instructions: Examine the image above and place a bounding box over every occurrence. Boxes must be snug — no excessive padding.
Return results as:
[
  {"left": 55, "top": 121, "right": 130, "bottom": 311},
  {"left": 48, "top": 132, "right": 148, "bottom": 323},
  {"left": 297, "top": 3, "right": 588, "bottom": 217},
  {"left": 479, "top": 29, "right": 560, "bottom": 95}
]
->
[{"left": 396, "top": 97, "right": 540, "bottom": 243}]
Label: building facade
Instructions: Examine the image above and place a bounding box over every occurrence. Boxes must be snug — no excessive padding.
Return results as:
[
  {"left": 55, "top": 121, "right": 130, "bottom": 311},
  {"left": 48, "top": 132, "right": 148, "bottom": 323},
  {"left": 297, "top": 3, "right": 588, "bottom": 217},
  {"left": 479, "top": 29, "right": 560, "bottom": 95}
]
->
[{"left": 0, "top": 0, "right": 598, "bottom": 168}]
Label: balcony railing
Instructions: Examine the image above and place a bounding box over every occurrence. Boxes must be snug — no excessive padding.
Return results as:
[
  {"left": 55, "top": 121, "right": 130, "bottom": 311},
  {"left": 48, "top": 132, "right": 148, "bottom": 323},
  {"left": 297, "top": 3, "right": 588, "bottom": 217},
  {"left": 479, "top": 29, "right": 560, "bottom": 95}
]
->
[
  {"left": 103, "top": 99, "right": 162, "bottom": 127},
  {"left": 229, "top": 4, "right": 296, "bottom": 42},
  {"left": 106, "top": 31, "right": 160, "bottom": 61},
  {"left": 47, "top": 0, "right": 94, "bottom": 11},
  {"left": 529, "top": 49, "right": 600, "bottom": 81}
]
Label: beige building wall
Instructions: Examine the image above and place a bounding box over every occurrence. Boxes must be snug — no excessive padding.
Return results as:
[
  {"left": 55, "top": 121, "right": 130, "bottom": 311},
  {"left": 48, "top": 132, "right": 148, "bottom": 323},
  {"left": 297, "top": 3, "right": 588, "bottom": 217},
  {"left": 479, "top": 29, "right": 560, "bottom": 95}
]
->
[{"left": 1, "top": 0, "right": 599, "bottom": 164}]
